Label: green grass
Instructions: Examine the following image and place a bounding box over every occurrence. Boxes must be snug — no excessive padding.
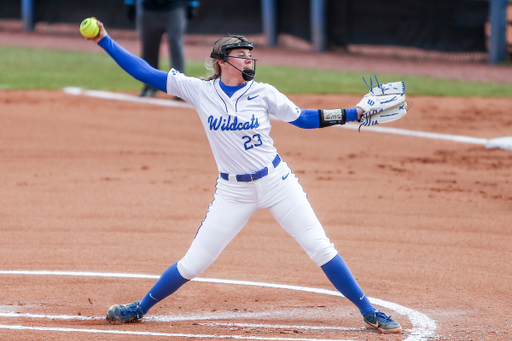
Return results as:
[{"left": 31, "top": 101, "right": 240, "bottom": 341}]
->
[
  {"left": 1, "top": 45, "right": 511, "bottom": 97},
  {"left": 256, "top": 66, "right": 512, "bottom": 97}
]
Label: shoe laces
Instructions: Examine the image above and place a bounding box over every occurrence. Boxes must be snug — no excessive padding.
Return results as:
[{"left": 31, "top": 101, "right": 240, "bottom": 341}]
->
[
  {"left": 375, "top": 310, "right": 394, "bottom": 322},
  {"left": 122, "top": 302, "right": 142, "bottom": 316}
]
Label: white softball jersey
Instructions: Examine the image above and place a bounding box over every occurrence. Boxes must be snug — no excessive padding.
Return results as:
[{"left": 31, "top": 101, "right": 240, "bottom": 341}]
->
[{"left": 166, "top": 69, "right": 301, "bottom": 175}]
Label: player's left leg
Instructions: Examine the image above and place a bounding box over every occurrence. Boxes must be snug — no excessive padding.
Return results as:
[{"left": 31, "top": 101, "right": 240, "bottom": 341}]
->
[
  {"left": 265, "top": 173, "right": 372, "bottom": 314},
  {"left": 263, "top": 163, "right": 401, "bottom": 332},
  {"left": 321, "top": 255, "right": 401, "bottom": 332}
]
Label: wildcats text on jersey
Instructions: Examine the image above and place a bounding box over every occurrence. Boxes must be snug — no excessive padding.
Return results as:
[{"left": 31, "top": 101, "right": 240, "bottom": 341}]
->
[{"left": 208, "top": 114, "right": 260, "bottom": 131}]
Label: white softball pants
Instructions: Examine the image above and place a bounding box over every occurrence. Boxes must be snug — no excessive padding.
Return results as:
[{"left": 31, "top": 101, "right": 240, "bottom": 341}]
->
[{"left": 177, "top": 161, "right": 338, "bottom": 280}]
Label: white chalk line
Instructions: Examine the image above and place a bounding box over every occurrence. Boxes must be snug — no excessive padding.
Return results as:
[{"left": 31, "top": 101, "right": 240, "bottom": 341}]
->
[
  {"left": 63, "top": 87, "right": 193, "bottom": 109},
  {"left": 0, "top": 313, "right": 360, "bottom": 331},
  {"left": 198, "top": 322, "right": 363, "bottom": 332},
  {"left": 63, "top": 87, "right": 506, "bottom": 148},
  {"left": 0, "top": 312, "right": 99, "bottom": 320},
  {"left": 0, "top": 325, "right": 352, "bottom": 341},
  {"left": 339, "top": 124, "right": 488, "bottom": 145},
  {"left": 0, "top": 270, "right": 435, "bottom": 340}
]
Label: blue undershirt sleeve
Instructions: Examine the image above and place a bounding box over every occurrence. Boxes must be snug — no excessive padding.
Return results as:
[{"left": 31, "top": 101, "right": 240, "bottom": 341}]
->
[
  {"left": 98, "top": 35, "right": 168, "bottom": 93},
  {"left": 289, "top": 109, "right": 320, "bottom": 129},
  {"left": 289, "top": 108, "right": 360, "bottom": 129},
  {"left": 345, "top": 108, "right": 359, "bottom": 122}
]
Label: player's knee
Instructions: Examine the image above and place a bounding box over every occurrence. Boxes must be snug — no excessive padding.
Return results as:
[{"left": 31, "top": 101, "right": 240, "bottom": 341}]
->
[
  {"left": 307, "top": 242, "right": 338, "bottom": 267},
  {"left": 177, "top": 259, "right": 204, "bottom": 280},
  {"left": 293, "top": 226, "right": 338, "bottom": 266},
  {"left": 177, "top": 248, "right": 217, "bottom": 280}
]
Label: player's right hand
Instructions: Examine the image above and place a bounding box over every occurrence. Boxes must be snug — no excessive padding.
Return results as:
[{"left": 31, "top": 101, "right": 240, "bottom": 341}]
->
[{"left": 90, "top": 18, "right": 108, "bottom": 44}]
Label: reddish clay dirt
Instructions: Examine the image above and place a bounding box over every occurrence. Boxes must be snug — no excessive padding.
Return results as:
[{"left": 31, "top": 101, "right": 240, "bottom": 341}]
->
[{"left": 1, "top": 30, "right": 512, "bottom": 341}]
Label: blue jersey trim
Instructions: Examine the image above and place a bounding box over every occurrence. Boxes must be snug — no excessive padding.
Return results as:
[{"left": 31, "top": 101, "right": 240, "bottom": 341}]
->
[
  {"left": 213, "top": 80, "right": 228, "bottom": 114},
  {"left": 234, "top": 81, "right": 254, "bottom": 112},
  {"left": 98, "top": 35, "right": 168, "bottom": 93},
  {"left": 219, "top": 80, "right": 247, "bottom": 98}
]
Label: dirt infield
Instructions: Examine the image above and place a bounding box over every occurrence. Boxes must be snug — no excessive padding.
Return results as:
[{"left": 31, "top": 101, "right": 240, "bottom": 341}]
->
[{"left": 1, "top": 31, "right": 512, "bottom": 340}]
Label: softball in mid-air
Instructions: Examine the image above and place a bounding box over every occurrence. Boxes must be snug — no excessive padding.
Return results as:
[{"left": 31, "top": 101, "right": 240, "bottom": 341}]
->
[{"left": 79, "top": 18, "right": 99, "bottom": 38}]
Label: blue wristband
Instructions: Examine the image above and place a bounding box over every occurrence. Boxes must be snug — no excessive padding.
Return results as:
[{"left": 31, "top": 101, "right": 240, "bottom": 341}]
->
[{"left": 345, "top": 107, "right": 358, "bottom": 122}]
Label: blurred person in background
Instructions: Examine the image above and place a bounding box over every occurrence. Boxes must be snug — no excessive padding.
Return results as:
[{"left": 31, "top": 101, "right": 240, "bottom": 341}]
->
[{"left": 124, "top": 0, "right": 200, "bottom": 98}]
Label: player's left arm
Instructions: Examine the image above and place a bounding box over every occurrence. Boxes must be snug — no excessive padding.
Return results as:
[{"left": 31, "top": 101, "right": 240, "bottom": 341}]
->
[
  {"left": 289, "top": 107, "right": 363, "bottom": 129},
  {"left": 266, "top": 86, "right": 363, "bottom": 129},
  {"left": 288, "top": 76, "right": 407, "bottom": 130}
]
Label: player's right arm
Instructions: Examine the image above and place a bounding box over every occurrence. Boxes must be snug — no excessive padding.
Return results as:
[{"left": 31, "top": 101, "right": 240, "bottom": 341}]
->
[{"left": 91, "top": 19, "right": 168, "bottom": 93}]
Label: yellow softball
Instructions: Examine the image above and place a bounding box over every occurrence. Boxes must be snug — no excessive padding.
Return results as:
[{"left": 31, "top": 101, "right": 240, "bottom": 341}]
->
[{"left": 79, "top": 18, "right": 99, "bottom": 38}]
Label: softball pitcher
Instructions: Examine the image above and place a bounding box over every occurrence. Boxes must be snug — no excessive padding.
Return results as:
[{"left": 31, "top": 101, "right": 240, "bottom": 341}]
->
[{"left": 89, "top": 20, "right": 402, "bottom": 333}]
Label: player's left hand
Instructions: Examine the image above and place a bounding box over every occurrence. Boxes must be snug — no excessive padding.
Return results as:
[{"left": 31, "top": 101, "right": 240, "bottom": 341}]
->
[
  {"left": 358, "top": 101, "right": 408, "bottom": 130},
  {"left": 356, "top": 92, "right": 405, "bottom": 115},
  {"left": 367, "top": 81, "right": 405, "bottom": 96},
  {"left": 356, "top": 75, "right": 405, "bottom": 114},
  {"left": 355, "top": 76, "right": 409, "bottom": 130}
]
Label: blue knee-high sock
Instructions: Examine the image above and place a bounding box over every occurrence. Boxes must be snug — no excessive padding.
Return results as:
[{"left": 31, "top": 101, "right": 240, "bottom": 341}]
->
[
  {"left": 321, "top": 254, "right": 375, "bottom": 316},
  {"left": 139, "top": 262, "right": 189, "bottom": 314}
]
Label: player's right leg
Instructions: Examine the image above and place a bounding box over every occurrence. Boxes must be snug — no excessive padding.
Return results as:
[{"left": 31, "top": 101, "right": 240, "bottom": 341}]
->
[
  {"left": 106, "top": 178, "right": 257, "bottom": 322},
  {"left": 177, "top": 179, "right": 258, "bottom": 279}
]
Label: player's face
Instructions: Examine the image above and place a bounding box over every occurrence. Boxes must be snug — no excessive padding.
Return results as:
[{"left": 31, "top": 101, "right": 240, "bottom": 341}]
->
[
  {"left": 222, "top": 48, "right": 254, "bottom": 85},
  {"left": 228, "top": 48, "right": 254, "bottom": 64}
]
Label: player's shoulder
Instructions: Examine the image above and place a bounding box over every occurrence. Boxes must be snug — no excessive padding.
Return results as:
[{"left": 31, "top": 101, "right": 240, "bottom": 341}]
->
[
  {"left": 250, "top": 81, "right": 280, "bottom": 96},
  {"left": 169, "top": 68, "right": 195, "bottom": 79},
  {"left": 168, "top": 68, "right": 205, "bottom": 86},
  {"left": 252, "top": 80, "right": 277, "bottom": 90}
]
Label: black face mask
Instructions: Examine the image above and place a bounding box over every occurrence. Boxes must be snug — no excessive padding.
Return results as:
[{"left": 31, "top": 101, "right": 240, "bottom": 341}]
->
[
  {"left": 242, "top": 68, "right": 256, "bottom": 81},
  {"left": 210, "top": 36, "right": 258, "bottom": 81},
  {"left": 225, "top": 56, "right": 257, "bottom": 81}
]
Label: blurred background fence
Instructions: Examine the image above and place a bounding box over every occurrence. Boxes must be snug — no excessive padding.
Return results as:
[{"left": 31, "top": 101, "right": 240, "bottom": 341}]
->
[{"left": 0, "top": 0, "right": 510, "bottom": 63}]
